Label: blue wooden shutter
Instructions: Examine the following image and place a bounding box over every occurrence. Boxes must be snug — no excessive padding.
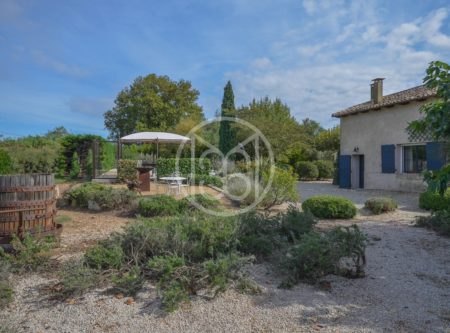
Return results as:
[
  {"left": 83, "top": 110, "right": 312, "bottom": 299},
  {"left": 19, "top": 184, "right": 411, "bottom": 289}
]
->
[
  {"left": 381, "top": 145, "right": 395, "bottom": 173},
  {"left": 426, "top": 142, "right": 445, "bottom": 171},
  {"left": 339, "top": 155, "right": 351, "bottom": 188}
]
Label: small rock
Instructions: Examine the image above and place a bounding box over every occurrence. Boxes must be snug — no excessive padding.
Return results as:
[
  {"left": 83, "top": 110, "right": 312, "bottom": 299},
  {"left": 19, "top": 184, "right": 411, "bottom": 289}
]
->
[
  {"left": 125, "top": 298, "right": 134, "bottom": 305},
  {"left": 67, "top": 299, "right": 76, "bottom": 305},
  {"left": 115, "top": 293, "right": 124, "bottom": 299}
]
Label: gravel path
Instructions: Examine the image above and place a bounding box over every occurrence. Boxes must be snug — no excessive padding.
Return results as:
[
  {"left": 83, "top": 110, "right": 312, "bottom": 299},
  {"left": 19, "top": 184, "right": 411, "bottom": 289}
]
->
[
  {"left": 1, "top": 219, "right": 449, "bottom": 333},
  {"left": 298, "top": 181, "right": 421, "bottom": 211}
]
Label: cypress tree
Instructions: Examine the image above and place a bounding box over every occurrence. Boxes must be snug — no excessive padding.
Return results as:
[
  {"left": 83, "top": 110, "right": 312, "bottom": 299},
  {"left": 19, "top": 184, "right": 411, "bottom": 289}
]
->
[{"left": 218, "top": 81, "right": 236, "bottom": 157}]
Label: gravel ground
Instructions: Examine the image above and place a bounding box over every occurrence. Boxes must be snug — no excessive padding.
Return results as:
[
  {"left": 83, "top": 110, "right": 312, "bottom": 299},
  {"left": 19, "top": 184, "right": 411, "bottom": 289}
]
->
[
  {"left": 1, "top": 182, "right": 449, "bottom": 332},
  {"left": 1, "top": 219, "right": 449, "bottom": 333},
  {"left": 298, "top": 181, "right": 420, "bottom": 211}
]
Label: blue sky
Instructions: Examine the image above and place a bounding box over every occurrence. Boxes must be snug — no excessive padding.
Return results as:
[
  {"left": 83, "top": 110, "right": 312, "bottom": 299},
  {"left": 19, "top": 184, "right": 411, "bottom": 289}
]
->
[{"left": 0, "top": 0, "right": 449, "bottom": 138}]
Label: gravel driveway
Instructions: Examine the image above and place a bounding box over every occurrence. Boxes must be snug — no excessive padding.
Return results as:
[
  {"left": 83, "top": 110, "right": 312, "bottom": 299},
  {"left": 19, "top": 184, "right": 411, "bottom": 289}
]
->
[{"left": 298, "top": 181, "right": 421, "bottom": 211}]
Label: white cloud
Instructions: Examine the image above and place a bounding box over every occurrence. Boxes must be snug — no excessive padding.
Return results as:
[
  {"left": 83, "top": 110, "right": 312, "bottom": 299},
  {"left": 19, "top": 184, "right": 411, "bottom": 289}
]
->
[
  {"left": 228, "top": 5, "right": 450, "bottom": 127},
  {"left": 250, "top": 57, "right": 272, "bottom": 70},
  {"left": 32, "top": 50, "right": 89, "bottom": 78}
]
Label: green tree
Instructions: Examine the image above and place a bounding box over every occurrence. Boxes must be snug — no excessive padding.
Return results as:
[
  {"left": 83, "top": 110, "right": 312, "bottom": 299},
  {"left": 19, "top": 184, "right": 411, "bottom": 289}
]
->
[
  {"left": 45, "top": 126, "right": 69, "bottom": 140},
  {"left": 218, "top": 81, "right": 236, "bottom": 157},
  {"left": 237, "top": 97, "right": 307, "bottom": 161},
  {"left": 315, "top": 126, "right": 340, "bottom": 152},
  {"left": 408, "top": 61, "right": 450, "bottom": 196},
  {"left": 104, "top": 74, "right": 204, "bottom": 139},
  {"left": 408, "top": 61, "right": 450, "bottom": 141}
]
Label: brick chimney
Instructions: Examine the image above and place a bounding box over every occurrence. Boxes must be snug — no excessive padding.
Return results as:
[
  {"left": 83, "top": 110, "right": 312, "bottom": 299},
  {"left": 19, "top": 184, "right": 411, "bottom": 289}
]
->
[{"left": 371, "top": 78, "right": 384, "bottom": 104}]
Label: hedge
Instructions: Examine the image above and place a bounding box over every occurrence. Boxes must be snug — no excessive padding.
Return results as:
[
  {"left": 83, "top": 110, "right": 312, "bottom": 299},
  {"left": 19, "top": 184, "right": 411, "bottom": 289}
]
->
[
  {"left": 302, "top": 195, "right": 357, "bottom": 219},
  {"left": 157, "top": 158, "right": 211, "bottom": 177},
  {"left": 295, "top": 161, "right": 319, "bottom": 180},
  {"left": 313, "top": 160, "right": 334, "bottom": 179}
]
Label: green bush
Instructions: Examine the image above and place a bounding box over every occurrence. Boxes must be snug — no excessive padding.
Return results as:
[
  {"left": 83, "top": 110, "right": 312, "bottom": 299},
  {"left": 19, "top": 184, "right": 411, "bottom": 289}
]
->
[
  {"left": 295, "top": 161, "right": 319, "bottom": 180},
  {"left": 237, "top": 212, "right": 281, "bottom": 257},
  {"left": 302, "top": 195, "right": 357, "bottom": 219},
  {"left": 138, "top": 195, "right": 181, "bottom": 217},
  {"left": 419, "top": 189, "right": 450, "bottom": 211},
  {"left": 415, "top": 210, "right": 450, "bottom": 236},
  {"left": 313, "top": 160, "right": 334, "bottom": 179},
  {"left": 236, "top": 207, "right": 315, "bottom": 257},
  {"left": 157, "top": 158, "right": 212, "bottom": 177},
  {"left": 117, "top": 159, "right": 138, "bottom": 183},
  {"left": 260, "top": 167, "right": 299, "bottom": 210},
  {"left": 111, "top": 266, "right": 144, "bottom": 296},
  {"left": 65, "top": 183, "right": 137, "bottom": 210},
  {"left": 192, "top": 174, "right": 223, "bottom": 187},
  {"left": 70, "top": 152, "right": 81, "bottom": 179},
  {"left": 1, "top": 234, "right": 55, "bottom": 272},
  {"left": 85, "top": 243, "right": 124, "bottom": 270},
  {"left": 80, "top": 214, "right": 249, "bottom": 311},
  {"left": 279, "top": 206, "right": 317, "bottom": 242},
  {"left": 0, "top": 149, "right": 14, "bottom": 174},
  {"left": 181, "top": 193, "right": 220, "bottom": 211},
  {"left": 280, "top": 225, "right": 367, "bottom": 286},
  {"left": 364, "top": 197, "right": 398, "bottom": 214},
  {"left": 56, "top": 260, "right": 102, "bottom": 298}
]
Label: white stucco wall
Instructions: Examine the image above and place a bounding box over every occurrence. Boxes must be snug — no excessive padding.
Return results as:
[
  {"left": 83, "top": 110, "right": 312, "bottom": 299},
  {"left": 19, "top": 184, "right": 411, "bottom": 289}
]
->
[{"left": 339, "top": 100, "right": 435, "bottom": 192}]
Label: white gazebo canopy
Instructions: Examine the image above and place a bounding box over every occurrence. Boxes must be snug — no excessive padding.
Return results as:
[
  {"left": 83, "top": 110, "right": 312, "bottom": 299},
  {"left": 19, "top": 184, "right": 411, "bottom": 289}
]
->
[{"left": 120, "top": 132, "right": 190, "bottom": 144}]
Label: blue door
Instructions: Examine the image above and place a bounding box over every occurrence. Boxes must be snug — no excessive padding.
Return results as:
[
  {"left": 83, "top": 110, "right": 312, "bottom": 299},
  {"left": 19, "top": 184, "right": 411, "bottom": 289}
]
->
[{"left": 339, "top": 155, "right": 351, "bottom": 188}]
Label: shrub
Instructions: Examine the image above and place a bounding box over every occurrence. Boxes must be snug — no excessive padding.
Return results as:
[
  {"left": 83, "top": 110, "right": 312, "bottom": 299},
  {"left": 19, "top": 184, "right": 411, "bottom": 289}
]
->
[
  {"left": 279, "top": 206, "right": 317, "bottom": 242},
  {"left": 0, "top": 149, "right": 14, "bottom": 174},
  {"left": 280, "top": 225, "right": 367, "bottom": 287},
  {"left": 111, "top": 266, "right": 144, "bottom": 296},
  {"left": 415, "top": 210, "right": 450, "bottom": 236},
  {"left": 85, "top": 243, "right": 124, "bottom": 270},
  {"left": 117, "top": 159, "right": 138, "bottom": 183},
  {"left": 295, "top": 161, "right": 319, "bottom": 180},
  {"left": 236, "top": 207, "right": 315, "bottom": 257},
  {"left": 1, "top": 234, "right": 55, "bottom": 272},
  {"left": 226, "top": 167, "right": 299, "bottom": 209},
  {"left": 302, "top": 195, "right": 357, "bottom": 219},
  {"left": 157, "top": 158, "right": 211, "bottom": 177},
  {"left": 70, "top": 152, "right": 81, "bottom": 179},
  {"left": 225, "top": 173, "right": 259, "bottom": 206},
  {"left": 259, "top": 167, "right": 299, "bottom": 210},
  {"left": 419, "top": 189, "right": 450, "bottom": 211},
  {"left": 181, "top": 193, "right": 220, "bottom": 211},
  {"left": 80, "top": 214, "right": 249, "bottom": 312},
  {"left": 65, "top": 183, "right": 137, "bottom": 210},
  {"left": 313, "top": 160, "right": 334, "bottom": 179},
  {"left": 56, "top": 260, "right": 102, "bottom": 298},
  {"left": 364, "top": 197, "right": 398, "bottom": 214},
  {"left": 138, "top": 195, "right": 181, "bottom": 217},
  {"left": 192, "top": 174, "right": 223, "bottom": 188},
  {"left": 237, "top": 212, "right": 281, "bottom": 257}
]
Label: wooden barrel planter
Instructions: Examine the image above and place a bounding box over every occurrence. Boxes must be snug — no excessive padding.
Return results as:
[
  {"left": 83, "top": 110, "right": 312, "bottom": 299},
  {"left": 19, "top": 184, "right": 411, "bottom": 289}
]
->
[{"left": 0, "top": 174, "right": 62, "bottom": 247}]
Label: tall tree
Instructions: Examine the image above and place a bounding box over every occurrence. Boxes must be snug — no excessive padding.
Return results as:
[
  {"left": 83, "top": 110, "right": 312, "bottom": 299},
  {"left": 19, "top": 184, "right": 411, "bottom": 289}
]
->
[
  {"left": 218, "top": 81, "right": 236, "bottom": 156},
  {"left": 408, "top": 60, "right": 450, "bottom": 196},
  {"left": 104, "top": 74, "right": 204, "bottom": 139},
  {"left": 237, "top": 97, "right": 307, "bottom": 160}
]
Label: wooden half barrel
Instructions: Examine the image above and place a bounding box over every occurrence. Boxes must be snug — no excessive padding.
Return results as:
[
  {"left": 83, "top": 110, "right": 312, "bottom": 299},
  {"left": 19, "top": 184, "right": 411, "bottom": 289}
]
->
[{"left": 0, "top": 174, "right": 62, "bottom": 245}]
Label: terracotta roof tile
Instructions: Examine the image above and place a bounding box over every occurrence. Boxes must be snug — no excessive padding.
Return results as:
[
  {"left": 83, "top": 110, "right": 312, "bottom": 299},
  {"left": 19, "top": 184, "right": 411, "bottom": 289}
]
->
[{"left": 332, "top": 85, "right": 437, "bottom": 118}]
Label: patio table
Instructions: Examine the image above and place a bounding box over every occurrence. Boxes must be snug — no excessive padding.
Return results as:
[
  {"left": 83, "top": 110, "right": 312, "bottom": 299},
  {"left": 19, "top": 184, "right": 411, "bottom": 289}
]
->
[{"left": 159, "top": 176, "right": 187, "bottom": 195}]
